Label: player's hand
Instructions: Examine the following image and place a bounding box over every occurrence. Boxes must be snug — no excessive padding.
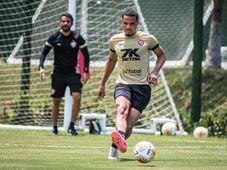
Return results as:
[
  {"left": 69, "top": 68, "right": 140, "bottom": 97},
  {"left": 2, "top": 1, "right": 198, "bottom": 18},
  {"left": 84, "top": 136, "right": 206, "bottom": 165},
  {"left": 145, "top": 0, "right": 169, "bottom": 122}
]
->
[
  {"left": 98, "top": 84, "right": 105, "bottom": 99},
  {"left": 81, "top": 72, "right": 88, "bottom": 84},
  {"left": 148, "top": 72, "right": 159, "bottom": 86},
  {"left": 39, "top": 68, "right": 45, "bottom": 80}
]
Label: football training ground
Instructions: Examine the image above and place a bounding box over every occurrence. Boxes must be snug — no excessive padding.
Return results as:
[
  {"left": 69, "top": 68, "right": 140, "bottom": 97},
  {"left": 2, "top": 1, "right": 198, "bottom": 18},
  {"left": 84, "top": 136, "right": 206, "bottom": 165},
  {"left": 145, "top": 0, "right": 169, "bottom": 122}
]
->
[{"left": 0, "top": 129, "right": 226, "bottom": 170}]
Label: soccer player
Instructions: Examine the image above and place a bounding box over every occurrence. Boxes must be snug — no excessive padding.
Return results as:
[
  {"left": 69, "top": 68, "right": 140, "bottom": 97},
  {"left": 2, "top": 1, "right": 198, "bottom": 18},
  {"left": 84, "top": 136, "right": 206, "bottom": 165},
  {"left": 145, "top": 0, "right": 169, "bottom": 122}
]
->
[
  {"left": 98, "top": 9, "right": 167, "bottom": 159},
  {"left": 38, "top": 12, "right": 90, "bottom": 135}
]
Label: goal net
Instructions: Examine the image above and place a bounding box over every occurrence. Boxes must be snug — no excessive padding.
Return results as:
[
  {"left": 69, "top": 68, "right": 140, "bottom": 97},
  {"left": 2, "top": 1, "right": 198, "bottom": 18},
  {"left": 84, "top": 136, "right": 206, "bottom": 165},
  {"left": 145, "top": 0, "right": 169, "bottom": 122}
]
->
[{"left": 0, "top": 0, "right": 207, "bottom": 134}]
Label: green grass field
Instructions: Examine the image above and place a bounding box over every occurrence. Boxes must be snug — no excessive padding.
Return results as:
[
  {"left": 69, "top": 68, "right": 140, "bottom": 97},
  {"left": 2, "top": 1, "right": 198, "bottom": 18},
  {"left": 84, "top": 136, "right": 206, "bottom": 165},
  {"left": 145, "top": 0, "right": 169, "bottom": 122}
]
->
[{"left": 0, "top": 129, "right": 226, "bottom": 170}]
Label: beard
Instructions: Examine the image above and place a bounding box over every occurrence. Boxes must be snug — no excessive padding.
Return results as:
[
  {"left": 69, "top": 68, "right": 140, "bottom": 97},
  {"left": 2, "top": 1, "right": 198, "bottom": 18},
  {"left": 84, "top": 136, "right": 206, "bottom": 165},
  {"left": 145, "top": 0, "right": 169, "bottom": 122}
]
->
[
  {"left": 125, "top": 30, "right": 136, "bottom": 37},
  {"left": 126, "top": 33, "right": 134, "bottom": 37},
  {"left": 61, "top": 26, "right": 71, "bottom": 32},
  {"left": 125, "top": 32, "right": 135, "bottom": 37}
]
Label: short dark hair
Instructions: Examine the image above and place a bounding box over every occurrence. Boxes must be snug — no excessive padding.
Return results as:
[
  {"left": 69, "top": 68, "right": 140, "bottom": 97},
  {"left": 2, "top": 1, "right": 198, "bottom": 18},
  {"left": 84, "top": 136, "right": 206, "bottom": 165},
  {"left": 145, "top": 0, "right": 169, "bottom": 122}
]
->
[
  {"left": 60, "top": 12, "right": 74, "bottom": 24},
  {"left": 121, "top": 9, "right": 139, "bottom": 21}
]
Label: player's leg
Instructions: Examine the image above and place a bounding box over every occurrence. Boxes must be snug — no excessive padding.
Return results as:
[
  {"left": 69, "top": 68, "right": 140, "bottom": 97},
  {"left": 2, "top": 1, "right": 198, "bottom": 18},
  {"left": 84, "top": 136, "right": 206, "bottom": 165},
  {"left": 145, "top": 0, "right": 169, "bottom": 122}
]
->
[
  {"left": 108, "top": 145, "right": 119, "bottom": 160},
  {"left": 67, "top": 92, "right": 81, "bottom": 135},
  {"left": 111, "top": 84, "right": 131, "bottom": 153},
  {"left": 115, "top": 96, "right": 130, "bottom": 133},
  {"left": 71, "top": 92, "right": 81, "bottom": 123},
  {"left": 125, "top": 108, "right": 140, "bottom": 139},
  {"left": 51, "top": 97, "right": 61, "bottom": 134},
  {"left": 50, "top": 73, "right": 66, "bottom": 135},
  {"left": 125, "top": 85, "right": 151, "bottom": 139},
  {"left": 68, "top": 73, "right": 82, "bottom": 135},
  {"left": 111, "top": 96, "right": 130, "bottom": 153}
]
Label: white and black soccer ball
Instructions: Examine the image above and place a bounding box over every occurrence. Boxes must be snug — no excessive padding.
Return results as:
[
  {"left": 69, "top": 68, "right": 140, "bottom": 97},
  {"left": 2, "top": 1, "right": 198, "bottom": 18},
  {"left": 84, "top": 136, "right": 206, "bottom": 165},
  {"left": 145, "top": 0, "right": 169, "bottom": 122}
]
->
[
  {"left": 193, "top": 127, "right": 209, "bottom": 138},
  {"left": 161, "top": 122, "right": 177, "bottom": 136},
  {"left": 133, "top": 141, "right": 156, "bottom": 163}
]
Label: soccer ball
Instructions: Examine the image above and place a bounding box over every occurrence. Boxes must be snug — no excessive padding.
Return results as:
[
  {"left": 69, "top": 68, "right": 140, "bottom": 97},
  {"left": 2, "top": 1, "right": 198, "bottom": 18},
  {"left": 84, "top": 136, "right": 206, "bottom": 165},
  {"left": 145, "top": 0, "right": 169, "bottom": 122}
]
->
[
  {"left": 161, "top": 122, "right": 177, "bottom": 136},
  {"left": 193, "top": 127, "right": 208, "bottom": 138},
  {"left": 133, "top": 141, "right": 155, "bottom": 163}
]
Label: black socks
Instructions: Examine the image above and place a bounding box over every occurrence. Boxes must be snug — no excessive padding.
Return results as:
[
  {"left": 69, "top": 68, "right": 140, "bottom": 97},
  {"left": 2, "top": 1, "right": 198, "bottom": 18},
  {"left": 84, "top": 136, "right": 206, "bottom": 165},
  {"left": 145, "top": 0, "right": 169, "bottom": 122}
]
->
[{"left": 118, "top": 130, "right": 126, "bottom": 139}]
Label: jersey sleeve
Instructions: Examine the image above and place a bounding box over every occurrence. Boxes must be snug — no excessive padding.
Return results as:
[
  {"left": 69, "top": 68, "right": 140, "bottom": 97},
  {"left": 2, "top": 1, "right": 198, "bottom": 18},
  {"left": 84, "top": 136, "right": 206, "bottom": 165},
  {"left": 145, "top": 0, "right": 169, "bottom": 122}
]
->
[
  {"left": 73, "top": 31, "right": 86, "bottom": 48},
  {"left": 46, "top": 33, "right": 56, "bottom": 47},
  {"left": 74, "top": 32, "right": 90, "bottom": 73},
  {"left": 38, "top": 34, "right": 55, "bottom": 69},
  {"left": 78, "top": 35, "right": 86, "bottom": 48},
  {"left": 148, "top": 34, "right": 159, "bottom": 50},
  {"left": 108, "top": 37, "right": 115, "bottom": 52}
]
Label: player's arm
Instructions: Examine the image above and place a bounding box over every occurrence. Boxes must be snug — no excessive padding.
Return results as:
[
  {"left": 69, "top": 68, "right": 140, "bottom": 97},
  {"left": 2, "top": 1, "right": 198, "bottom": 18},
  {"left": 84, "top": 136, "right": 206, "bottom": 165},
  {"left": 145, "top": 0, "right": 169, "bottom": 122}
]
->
[
  {"left": 80, "top": 44, "right": 90, "bottom": 84},
  {"left": 77, "top": 33, "right": 90, "bottom": 74},
  {"left": 148, "top": 45, "right": 167, "bottom": 86},
  {"left": 80, "top": 45, "right": 90, "bottom": 74},
  {"left": 38, "top": 42, "right": 52, "bottom": 79},
  {"left": 151, "top": 45, "right": 167, "bottom": 75},
  {"left": 98, "top": 50, "right": 117, "bottom": 99},
  {"left": 76, "top": 33, "right": 90, "bottom": 84}
]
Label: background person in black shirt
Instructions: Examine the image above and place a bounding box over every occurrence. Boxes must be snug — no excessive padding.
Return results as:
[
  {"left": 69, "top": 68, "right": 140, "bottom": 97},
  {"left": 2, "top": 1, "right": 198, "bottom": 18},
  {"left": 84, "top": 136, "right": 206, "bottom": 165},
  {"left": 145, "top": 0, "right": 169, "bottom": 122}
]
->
[{"left": 38, "top": 12, "right": 90, "bottom": 135}]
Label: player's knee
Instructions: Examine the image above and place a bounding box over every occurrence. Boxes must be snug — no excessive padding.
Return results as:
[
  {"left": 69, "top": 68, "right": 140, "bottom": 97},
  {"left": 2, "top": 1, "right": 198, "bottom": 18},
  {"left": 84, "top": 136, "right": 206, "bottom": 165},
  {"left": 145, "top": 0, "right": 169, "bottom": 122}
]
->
[
  {"left": 116, "top": 104, "right": 128, "bottom": 116},
  {"left": 72, "top": 92, "right": 81, "bottom": 100}
]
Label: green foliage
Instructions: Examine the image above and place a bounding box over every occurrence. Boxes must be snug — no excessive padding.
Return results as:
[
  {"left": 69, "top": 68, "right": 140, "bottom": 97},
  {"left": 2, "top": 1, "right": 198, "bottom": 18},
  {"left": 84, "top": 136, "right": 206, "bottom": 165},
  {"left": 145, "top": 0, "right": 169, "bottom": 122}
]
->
[
  {"left": 164, "top": 66, "right": 227, "bottom": 137},
  {"left": 200, "top": 110, "right": 227, "bottom": 137}
]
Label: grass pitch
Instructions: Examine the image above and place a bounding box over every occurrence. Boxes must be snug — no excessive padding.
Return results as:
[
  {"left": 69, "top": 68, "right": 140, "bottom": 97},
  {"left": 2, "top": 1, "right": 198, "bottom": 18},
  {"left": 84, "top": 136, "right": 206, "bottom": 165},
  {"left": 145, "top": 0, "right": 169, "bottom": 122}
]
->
[{"left": 0, "top": 129, "right": 226, "bottom": 170}]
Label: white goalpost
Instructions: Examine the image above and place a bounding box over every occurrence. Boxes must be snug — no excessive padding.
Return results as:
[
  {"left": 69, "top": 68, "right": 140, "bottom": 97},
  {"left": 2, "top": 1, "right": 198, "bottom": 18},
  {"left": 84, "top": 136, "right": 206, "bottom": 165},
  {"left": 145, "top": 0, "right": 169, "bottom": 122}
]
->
[{"left": 63, "top": 0, "right": 76, "bottom": 131}]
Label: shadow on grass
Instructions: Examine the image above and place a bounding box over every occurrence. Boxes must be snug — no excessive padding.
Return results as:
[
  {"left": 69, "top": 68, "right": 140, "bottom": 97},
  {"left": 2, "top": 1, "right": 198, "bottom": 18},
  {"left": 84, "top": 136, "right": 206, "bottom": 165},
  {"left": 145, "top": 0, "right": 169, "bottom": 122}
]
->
[
  {"left": 136, "top": 164, "right": 156, "bottom": 167},
  {"left": 119, "top": 158, "right": 156, "bottom": 167},
  {"left": 119, "top": 158, "right": 135, "bottom": 162}
]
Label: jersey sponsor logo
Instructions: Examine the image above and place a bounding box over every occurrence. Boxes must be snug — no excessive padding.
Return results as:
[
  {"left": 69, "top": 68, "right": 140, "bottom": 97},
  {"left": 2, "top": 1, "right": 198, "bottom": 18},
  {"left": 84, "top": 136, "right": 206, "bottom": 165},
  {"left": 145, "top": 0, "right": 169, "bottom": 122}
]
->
[
  {"left": 137, "top": 40, "right": 144, "bottom": 46},
  {"left": 56, "top": 43, "right": 62, "bottom": 46},
  {"left": 123, "top": 68, "right": 142, "bottom": 76},
  {"left": 121, "top": 48, "right": 140, "bottom": 61},
  {"left": 70, "top": 40, "right": 77, "bottom": 48}
]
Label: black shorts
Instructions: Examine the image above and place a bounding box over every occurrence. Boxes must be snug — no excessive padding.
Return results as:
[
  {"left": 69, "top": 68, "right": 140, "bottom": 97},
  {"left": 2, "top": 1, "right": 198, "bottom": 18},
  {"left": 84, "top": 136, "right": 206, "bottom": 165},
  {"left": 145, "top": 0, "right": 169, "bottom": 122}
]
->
[
  {"left": 114, "top": 83, "right": 151, "bottom": 113},
  {"left": 51, "top": 72, "right": 82, "bottom": 98}
]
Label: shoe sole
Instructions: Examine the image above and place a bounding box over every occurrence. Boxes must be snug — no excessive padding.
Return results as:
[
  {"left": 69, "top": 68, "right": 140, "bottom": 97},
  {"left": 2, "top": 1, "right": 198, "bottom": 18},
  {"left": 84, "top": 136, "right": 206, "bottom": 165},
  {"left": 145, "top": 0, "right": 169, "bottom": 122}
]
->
[
  {"left": 107, "top": 156, "right": 118, "bottom": 160},
  {"left": 111, "top": 131, "right": 127, "bottom": 153}
]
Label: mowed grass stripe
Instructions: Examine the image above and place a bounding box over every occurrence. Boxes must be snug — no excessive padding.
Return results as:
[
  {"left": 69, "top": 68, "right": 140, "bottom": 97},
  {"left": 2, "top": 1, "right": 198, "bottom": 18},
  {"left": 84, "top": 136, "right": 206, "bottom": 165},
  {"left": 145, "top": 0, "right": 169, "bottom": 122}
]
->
[
  {"left": 0, "top": 129, "right": 226, "bottom": 170},
  {"left": 0, "top": 142, "right": 225, "bottom": 149}
]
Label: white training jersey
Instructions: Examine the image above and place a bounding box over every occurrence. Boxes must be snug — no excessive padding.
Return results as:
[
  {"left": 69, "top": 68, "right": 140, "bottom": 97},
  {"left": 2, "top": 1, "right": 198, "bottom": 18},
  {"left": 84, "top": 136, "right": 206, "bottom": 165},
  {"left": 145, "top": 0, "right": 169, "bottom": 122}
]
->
[{"left": 109, "top": 31, "right": 159, "bottom": 85}]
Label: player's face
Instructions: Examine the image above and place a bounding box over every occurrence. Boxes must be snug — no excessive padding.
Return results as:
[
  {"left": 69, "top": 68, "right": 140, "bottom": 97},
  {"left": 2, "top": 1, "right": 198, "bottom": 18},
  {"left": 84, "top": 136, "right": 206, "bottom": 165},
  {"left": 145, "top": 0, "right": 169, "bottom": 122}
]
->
[
  {"left": 121, "top": 15, "right": 139, "bottom": 36},
  {"left": 60, "top": 16, "right": 72, "bottom": 32}
]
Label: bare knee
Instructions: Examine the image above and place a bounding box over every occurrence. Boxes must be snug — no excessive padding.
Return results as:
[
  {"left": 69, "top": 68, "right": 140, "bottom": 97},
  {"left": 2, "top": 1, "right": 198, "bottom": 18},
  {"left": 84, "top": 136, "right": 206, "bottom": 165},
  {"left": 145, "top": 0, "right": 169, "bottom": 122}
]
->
[
  {"left": 53, "top": 98, "right": 61, "bottom": 106},
  {"left": 72, "top": 93, "right": 81, "bottom": 102},
  {"left": 116, "top": 104, "right": 128, "bottom": 118}
]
